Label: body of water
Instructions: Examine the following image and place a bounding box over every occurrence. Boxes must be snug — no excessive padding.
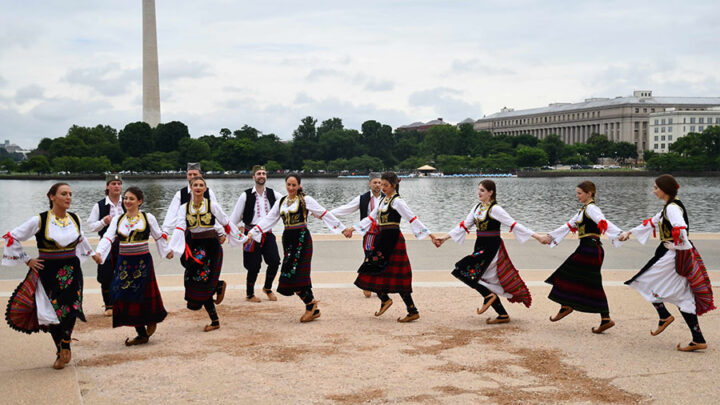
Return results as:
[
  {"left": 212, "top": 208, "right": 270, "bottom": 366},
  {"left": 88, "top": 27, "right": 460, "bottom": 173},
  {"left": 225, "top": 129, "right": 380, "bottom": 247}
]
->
[{"left": 1, "top": 176, "right": 719, "bottom": 235}]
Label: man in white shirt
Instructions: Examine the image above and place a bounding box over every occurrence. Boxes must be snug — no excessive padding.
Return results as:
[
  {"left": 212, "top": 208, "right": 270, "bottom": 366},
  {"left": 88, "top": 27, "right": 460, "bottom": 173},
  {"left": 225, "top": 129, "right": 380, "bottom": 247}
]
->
[
  {"left": 330, "top": 172, "right": 384, "bottom": 298},
  {"left": 86, "top": 173, "right": 125, "bottom": 316},
  {"left": 161, "top": 162, "right": 218, "bottom": 234},
  {"left": 230, "top": 165, "right": 283, "bottom": 302}
]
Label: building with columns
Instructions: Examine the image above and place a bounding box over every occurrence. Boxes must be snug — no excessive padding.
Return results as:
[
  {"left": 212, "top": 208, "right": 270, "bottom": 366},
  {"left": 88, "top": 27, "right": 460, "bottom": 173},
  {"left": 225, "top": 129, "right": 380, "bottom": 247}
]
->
[
  {"left": 473, "top": 91, "right": 720, "bottom": 154},
  {"left": 648, "top": 107, "right": 720, "bottom": 153}
]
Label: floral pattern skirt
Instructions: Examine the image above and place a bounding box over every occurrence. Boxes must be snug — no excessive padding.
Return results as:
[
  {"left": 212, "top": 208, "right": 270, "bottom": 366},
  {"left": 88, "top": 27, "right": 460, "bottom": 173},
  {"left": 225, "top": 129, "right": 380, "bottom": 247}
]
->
[
  {"left": 181, "top": 236, "right": 222, "bottom": 310},
  {"left": 278, "top": 227, "right": 313, "bottom": 296},
  {"left": 111, "top": 251, "right": 167, "bottom": 327}
]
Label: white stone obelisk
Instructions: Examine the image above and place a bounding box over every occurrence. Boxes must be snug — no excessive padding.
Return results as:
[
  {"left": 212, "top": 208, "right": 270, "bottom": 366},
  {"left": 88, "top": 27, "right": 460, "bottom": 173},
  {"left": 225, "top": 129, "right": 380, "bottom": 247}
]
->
[{"left": 142, "top": 0, "right": 161, "bottom": 127}]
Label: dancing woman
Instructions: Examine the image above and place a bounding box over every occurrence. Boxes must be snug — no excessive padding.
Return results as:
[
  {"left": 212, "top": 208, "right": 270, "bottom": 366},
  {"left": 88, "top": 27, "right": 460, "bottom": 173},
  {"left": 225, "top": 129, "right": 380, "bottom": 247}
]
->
[
  {"left": 169, "top": 176, "right": 243, "bottom": 332},
  {"left": 92, "top": 187, "right": 172, "bottom": 345},
  {"left": 619, "top": 174, "right": 714, "bottom": 351},
  {"left": 2, "top": 183, "right": 94, "bottom": 369},
  {"left": 435, "top": 180, "right": 543, "bottom": 324},
  {"left": 343, "top": 172, "right": 436, "bottom": 323},
  {"left": 248, "top": 173, "right": 345, "bottom": 322},
  {"left": 542, "top": 180, "right": 622, "bottom": 333}
]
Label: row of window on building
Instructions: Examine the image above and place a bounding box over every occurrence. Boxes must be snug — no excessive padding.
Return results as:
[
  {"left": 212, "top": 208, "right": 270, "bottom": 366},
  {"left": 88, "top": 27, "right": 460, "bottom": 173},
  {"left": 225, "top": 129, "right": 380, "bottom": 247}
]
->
[
  {"left": 653, "top": 117, "right": 720, "bottom": 125},
  {"left": 655, "top": 125, "right": 715, "bottom": 133}
]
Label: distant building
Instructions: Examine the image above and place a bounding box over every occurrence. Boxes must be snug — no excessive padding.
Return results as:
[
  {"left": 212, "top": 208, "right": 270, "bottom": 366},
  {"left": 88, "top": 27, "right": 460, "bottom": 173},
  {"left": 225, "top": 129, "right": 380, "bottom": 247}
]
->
[
  {"left": 396, "top": 118, "right": 451, "bottom": 132},
  {"left": 473, "top": 90, "right": 720, "bottom": 154},
  {"left": 1, "top": 140, "right": 29, "bottom": 157},
  {"left": 648, "top": 107, "right": 720, "bottom": 153}
]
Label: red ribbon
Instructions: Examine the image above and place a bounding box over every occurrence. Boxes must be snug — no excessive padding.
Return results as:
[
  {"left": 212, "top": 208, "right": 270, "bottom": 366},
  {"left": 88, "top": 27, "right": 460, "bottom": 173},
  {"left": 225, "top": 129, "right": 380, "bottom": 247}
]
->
[
  {"left": 224, "top": 224, "right": 231, "bottom": 235},
  {"left": 184, "top": 243, "right": 203, "bottom": 264},
  {"left": 3, "top": 232, "right": 15, "bottom": 247},
  {"left": 319, "top": 210, "right": 327, "bottom": 219},
  {"left": 161, "top": 233, "right": 168, "bottom": 240},
  {"left": 509, "top": 222, "right": 516, "bottom": 233},
  {"left": 643, "top": 218, "right": 656, "bottom": 238},
  {"left": 459, "top": 221, "right": 469, "bottom": 234},
  {"left": 566, "top": 222, "right": 577, "bottom": 234},
  {"left": 409, "top": 216, "right": 417, "bottom": 223},
  {"left": 597, "top": 220, "right": 608, "bottom": 235},
  {"left": 672, "top": 226, "right": 686, "bottom": 246}
]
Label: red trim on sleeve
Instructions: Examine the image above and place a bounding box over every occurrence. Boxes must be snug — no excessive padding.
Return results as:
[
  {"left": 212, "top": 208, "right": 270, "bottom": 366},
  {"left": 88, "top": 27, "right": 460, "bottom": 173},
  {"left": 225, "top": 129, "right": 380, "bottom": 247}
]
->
[
  {"left": 672, "top": 226, "right": 687, "bottom": 246},
  {"left": 567, "top": 222, "right": 578, "bottom": 233},
  {"left": 509, "top": 222, "right": 516, "bottom": 232},
  {"left": 642, "top": 217, "right": 656, "bottom": 238},
  {"left": 319, "top": 210, "right": 327, "bottom": 219},
  {"left": 409, "top": 216, "right": 417, "bottom": 223},
  {"left": 3, "top": 232, "right": 14, "bottom": 247},
  {"left": 459, "top": 221, "right": 469, "bottom": 234},
  {"left": 175, "top": 227, "right": 184, "bottom": 231},
  {"left": 223, "top": 224, "right": 231, "bottom": 234},
  {"left": 255, "top": 225, "right": 264, "bottom": 234},
  {"left": 161, "top": 233, "right": 168, "bottom": 240},
  {"left": 597, "top": 220, "right": 608, "bottom": 235},
  {"left": 103, "top": 236, "right": 113, "bottom": 243}
]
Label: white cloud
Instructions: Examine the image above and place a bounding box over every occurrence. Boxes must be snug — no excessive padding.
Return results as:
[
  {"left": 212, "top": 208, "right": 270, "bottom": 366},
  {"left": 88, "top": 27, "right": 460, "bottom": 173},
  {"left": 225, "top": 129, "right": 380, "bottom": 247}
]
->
[
  {"left": 64, "top": 63, "right": 140, "bottom": 97},
  {"left": 14, "top": 84, "right": 44, "bottom": 104}
]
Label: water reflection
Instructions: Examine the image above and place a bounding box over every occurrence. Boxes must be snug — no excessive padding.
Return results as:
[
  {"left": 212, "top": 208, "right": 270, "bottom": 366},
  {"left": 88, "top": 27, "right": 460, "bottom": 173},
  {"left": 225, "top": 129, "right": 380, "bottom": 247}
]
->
[{"left": 1, "top": 176, "right": 718, "bottom": 233}]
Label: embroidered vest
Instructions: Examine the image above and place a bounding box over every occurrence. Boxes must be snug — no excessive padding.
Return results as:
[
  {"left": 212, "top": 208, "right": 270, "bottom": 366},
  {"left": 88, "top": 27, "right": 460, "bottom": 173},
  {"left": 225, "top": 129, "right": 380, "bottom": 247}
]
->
[
  {"left": 474, "top": 202, "right": 501, "bottom": 232},
  {"left": 660, "top": 199, "right": 689, "bottom": 242},
  {"left": 359, "top": 191, "right": 384, "bottom": 220},
  {"left": 242, "top": 188, "right": 277, "bottom": 226},
  {"left": 186, "top": 199, "right": 215, "bottom": 229},
  {"left": 577, "top": 201, "right": 601, "bottom": 238},
  {"left": 116, "top": 212, "right": 151, "bottom": 243},
  {"left": 180, "top": 187, "right": 210, "bottom": 205},
  {"left": 35, "top": 211, "right": 81, "bottom": 252},
  {"left": 278, "top": 196, "right": 307, "bottom": 226},
  {"left": 97, "top": 198, "right": 126, "bottom": 237},
  {"left": 378, "top": 195, "right": 402, "bottom": 225}
]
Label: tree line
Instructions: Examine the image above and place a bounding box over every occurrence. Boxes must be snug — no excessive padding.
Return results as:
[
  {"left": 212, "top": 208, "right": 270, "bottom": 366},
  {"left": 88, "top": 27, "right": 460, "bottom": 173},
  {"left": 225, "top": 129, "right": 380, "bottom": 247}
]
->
[{"left": 5, "top": 116, "right": 716, "bottom": 175}]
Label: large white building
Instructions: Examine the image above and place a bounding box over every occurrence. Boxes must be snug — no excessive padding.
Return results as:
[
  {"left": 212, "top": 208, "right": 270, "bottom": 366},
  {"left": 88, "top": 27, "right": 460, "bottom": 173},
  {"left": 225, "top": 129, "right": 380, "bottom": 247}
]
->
[
  {"left": 473, "top": 90, "right": 720, "bottom": 154},
  {"left": 648, "top": 107, "right": 720, "bottom": 153}
]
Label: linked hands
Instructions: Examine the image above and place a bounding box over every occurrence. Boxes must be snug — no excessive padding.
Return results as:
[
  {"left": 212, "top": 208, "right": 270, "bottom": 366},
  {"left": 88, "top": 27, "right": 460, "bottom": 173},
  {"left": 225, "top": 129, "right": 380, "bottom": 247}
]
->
[
  {"left": 342, "top": 228, "right": 354, "bottom": 238},
  {"left": 534, "top": 234, "right": 552, "bottom": 245},
  {"left": 92, "top": 253, "right": 102, "bottom": 264},
  {"left": 431, "top": 234, "right": 450, "bottom": 248},
  {"left": 618, "top": 231, "right": 631, "bottom": 242}
]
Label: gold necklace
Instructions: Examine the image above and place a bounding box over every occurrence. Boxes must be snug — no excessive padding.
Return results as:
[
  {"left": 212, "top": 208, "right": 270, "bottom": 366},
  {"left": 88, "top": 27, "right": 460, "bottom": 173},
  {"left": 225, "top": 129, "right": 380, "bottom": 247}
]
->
[
  {"left": 52, "top": 213, "right": 70, "bottom": 227},
  {"left": 286, "top": 196, "right": 298, "bottom": 206},
  {"left": 126, "top": 214, "right": 141, "bottom": 226},
  {"left": 192, "top": 200, "right": 203, "bottom": 210}
]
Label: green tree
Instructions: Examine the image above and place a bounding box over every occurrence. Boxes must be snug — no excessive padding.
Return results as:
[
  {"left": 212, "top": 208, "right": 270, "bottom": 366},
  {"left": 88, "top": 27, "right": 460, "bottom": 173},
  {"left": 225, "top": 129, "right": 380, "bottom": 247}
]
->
[
  {"left": 264, "top": 160, "right": 282, "bottom": 172},
  {"left": 302, "top": 159, "right": 326, "bottom": 172},
  {"left": 119, "top": 122, "right": 154, "bottom": 157},
  {"left": 483, "top": 153, "right": 516, "bottom": 172},
  {"left": 516, "top": 145, "right": 548, "bottom": 167},
  {"left": 20, "top": 155, "right": 51, "bottom": 173},
  {"left": 436, "top": 154, "right": 469, "bottom": 174},
  {"left": 328, "top": 158, "right": 349, "bottom": 172},
  {"left": 154, "top": 121, "right": 190, "bottom": 152},
  {"left": 178, "top": 138, "right": 211, "bottom": 164},
  {"left": 539, "top": 134, "right": 565, "bottom": 165},
  {"left": 52, "top": 156, "right": 80, "bottom": 172},
  {"left": 317, "top": 118, "right": 344, "bottom": 137},
  {"left": 200, "top": 159, "right": 224, "bottom": 172},
  {"left": 233, "top": 125, "right": 260, "bottom": 141},
  {"left": 0, "top": 158, "right": 18, "bottom": 172}
]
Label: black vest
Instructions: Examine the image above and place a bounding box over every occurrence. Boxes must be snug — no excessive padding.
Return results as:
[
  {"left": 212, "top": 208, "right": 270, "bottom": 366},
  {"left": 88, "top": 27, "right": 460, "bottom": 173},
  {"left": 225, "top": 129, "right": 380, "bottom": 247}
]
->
[
  {"left": 185, "top": 198, "right": 216, "bottom": 229},
  {"left": 116, "top": 212, "right": 152, "bottom": 243},
  {"left": 359, "top": 191, "right": 384, "bottom": 220},
  {"left": 577, "top": 201, "right": 601, "bottom": 238},
  {"left": 278, "top": 196, "right": 307, "bottom": 226},
  {"left": 97, "top": 198, "right": 126, "bottom": 237},
  {"left": 660, "top": 199, "right": 689, "bottom": 241},
  {"left": 378, "top": 195, "right": 402, "bottom": 225},
  {"left": 180, "top": 187, "right": 210, "bottom": 205},
  {"left": 35, "top": 211, "right": 81, "bottom": 252},
  {"left": 243, "top": 188, "right": 277, "bottom": 226},
  {"left": 474, "top": 202, "right": 501, "bottom": 232}
]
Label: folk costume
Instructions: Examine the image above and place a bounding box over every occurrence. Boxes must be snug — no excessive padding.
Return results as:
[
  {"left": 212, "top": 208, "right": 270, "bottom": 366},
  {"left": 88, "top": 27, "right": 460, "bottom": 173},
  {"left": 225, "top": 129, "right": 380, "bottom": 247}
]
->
[
  {"left": 3, "top": 211, "right": 94, "bottom": 365},
  {"left": 161, "top": 185, "right": 217, "bottom": 235},
  {"left": 352, "top": 193, "right": 430, "bottom": 321},
  {"left": 95, "top": 211, "right": 169, "bottom": 344},
  {"left": 546, "top": 200, "right": 621, "bottom": 331},
  {"left": 86, "top": 195, "right": 125, "bottom": 313},
  {"left": 248, "top": 194, "right": 344, "bottom": 321},
  {"left": 625, "top": 199, "right": 714, "bottom": 348},
  {"left": 230, "top": 185, "right": 283, "bottom": 300},
  {"left": 447, "top": 201, "right": 533, "bottom": 323},
  {"left": 170, "top": 197, "right": 243, "bottom": 330}
]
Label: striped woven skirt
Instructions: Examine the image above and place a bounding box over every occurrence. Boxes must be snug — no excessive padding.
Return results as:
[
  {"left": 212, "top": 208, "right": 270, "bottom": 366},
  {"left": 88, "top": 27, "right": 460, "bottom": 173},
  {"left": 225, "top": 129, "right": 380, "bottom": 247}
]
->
[
  {"left": 181, "top": 236, "right": 223, "bottom": 310},
  {"left": 278, "top": 226, "right": 313, "bottom": 296},
  {"left": 545, "top": 237, "right": 608, "bottom": 313},
  {"left": 355, "top": 227, "right": 412, "bottom": 294},
  {"left": 111, "top": 244, "right": 167, "bottom": 327}
]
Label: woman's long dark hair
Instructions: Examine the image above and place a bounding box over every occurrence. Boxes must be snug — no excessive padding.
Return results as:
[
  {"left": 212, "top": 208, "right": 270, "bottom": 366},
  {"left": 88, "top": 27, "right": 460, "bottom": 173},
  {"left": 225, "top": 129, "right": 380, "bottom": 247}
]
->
[
  {"left": 124, "top": 186, "right": 144, "bottom": 207},
  {"left": 577, "top": 180, "right": 597, "bottom": 199},
  {"left": 655, "top": 174, "right": 679, "bottom": 200},
  {"left": 285, "top": 173, "right": 306, "bottom": 214},
  {"left": 381, "top": 171, "right": 400, "bottom": 194},
  {"left": 479, "top": 179, "right": 497, "bottom": 203},
  {"left": 47, "top": 182, "right": 70, "bottom": 209}
]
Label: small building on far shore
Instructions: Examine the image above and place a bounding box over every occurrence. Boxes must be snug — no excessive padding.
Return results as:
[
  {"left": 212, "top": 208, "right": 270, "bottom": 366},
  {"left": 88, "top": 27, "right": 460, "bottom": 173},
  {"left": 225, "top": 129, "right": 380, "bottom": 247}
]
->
[{"left": 396, "top": 118, "right": 451, "bottom": 132}]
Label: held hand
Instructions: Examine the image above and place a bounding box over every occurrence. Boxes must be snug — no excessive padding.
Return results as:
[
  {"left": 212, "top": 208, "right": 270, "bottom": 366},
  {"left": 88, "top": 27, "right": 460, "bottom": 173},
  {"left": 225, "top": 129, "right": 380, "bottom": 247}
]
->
[
  {"left": 27, "top": 258, "right": 44, "bottom": 271},
  {"left": 166, "top": 251, "right": 174, "bottom": 259},
  {"left": 102, "top": 215, "right": 112, "bottom": 225},
  {"left": 92, "top": 253, "right": 102, "bottom": 264},
  {"left": 342, "top": 228, "right": 354, "bottom": 238},
  {"left": 238, "top": 226, "right": 245, "bottom": 235},
  {"left": 218, "top": 235, "right": 227, "bottom": 244},
  {"left": 618, "top": 231, "right": 631, "bottom": 242},
  {"left": 663, "top": 241, "right": 677, "bottom": 251},
  {"left": 539, "top": 235, "right": 552, "bottom": 245}
]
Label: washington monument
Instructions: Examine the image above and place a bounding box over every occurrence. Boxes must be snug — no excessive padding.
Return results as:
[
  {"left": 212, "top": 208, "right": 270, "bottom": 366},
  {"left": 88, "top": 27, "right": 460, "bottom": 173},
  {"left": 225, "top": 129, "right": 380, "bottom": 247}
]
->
[{"left": 143, "top": 0, "right": 161, "bottom": 127}]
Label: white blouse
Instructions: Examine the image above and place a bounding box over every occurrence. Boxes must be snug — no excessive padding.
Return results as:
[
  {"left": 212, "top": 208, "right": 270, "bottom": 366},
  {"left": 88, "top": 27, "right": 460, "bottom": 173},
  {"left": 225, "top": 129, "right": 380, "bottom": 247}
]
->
[
  {"left": 169, "top": 200, "right": 245, "bottom": 254},
  {"left": 330, "top": 193, "right": 384, "bottom": 218},
  {"left": 95, "top": 212, "right": 170, "bottom": 263},
  {"left": 248, "top": 196, "right": 345, "bottom": 243},
  {"left": 630, "top": 203, "right": 691, "bottom": 250},
  {"left": 353, "top": 195, "right": 430, "bottom": 240},
  {"left": 548, "top": 203, "right": 622, "bottom": 248},
  {"left": 447, "top": 203, "right": 534, "bottom": 244},
  {"left": 2, "top": 213, "right": 94, "bottom": 266}
]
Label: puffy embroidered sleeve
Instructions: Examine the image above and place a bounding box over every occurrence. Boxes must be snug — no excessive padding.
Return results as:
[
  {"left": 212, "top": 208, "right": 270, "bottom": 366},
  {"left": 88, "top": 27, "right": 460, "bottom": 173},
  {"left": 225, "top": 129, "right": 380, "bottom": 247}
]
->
[
  {"left": 147, "top": 213, "right": 170, "bottom": 258},
  {"left": 162, "top": 191, "right": 182, "bottom": 234},
  {"left": 353, "top": 204, "right": 379, "bottom": 235},
  {"left": 665, "top": 203, "right": 691, "bottom": 250},
  {"left": 85, "top": 203, "right": 105, "bottom": 233},
  {"left": 249, "top": 199, "right": 281, "bottom": 243},
  {"left": 95, "top": 216, "right": 119, "bottom": 264},
  {"left": 330, "top": 195, "right": 361, "bottom": 218},
  {"left": 2, "top": 216, "right": 40, "bottom": 266},
  {"left": 306, "top": 196, "right": 345, "bottom": 234},
  {"left": 75, "top": 223, "right": 95, "bottom": 263},
  {"left": 229, "top": 192, "right": 247, "bottom": 227},
  {"left": 584, "top": 204, "right": 623, "bottom": 247},
  {"left": 629, "top": 212, "right": 661, "bottom": 245},
  {"left": 393, "top": 197, "right": 430, "bottom": 240},
  {"left": 169, "top": 203, "right": 188, "bottom": 255},
  {"left": 548, "top": 211, "right": 581, "bottom": 248},
  {"left": 490, "top": 205, "right": 535, "bottom": 244},
  {"left": 211, "top": 201, "right": 246, "bottom": 247},
  {"left": 448, "top": 206, "right": 477, "bottom": 244}
]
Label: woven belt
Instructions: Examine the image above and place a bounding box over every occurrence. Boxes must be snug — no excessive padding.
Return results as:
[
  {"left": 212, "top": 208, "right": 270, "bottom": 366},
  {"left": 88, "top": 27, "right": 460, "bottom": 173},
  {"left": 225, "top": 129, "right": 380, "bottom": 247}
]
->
[
  {"left": 119, "top": 243, "right": 150, "bottom": 255},
  {"left": 190, "top": 230, "right": 218, "bottom": 239},
  {"left": 38, "top": 249, "right": 76, "bottom": 260}
]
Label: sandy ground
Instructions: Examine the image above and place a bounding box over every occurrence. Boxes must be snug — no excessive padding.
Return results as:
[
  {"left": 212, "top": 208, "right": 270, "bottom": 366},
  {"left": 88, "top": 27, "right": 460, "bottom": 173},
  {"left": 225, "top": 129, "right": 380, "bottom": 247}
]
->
[{"left": 1, "top": 235, "right": 719, "bottom": 404}]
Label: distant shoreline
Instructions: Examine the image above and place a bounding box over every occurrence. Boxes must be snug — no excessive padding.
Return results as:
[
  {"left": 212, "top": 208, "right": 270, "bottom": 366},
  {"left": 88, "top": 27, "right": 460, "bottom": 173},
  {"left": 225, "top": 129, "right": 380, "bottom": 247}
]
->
[{"left": 1, "top": 170, "right": 719, "bottom": 180}]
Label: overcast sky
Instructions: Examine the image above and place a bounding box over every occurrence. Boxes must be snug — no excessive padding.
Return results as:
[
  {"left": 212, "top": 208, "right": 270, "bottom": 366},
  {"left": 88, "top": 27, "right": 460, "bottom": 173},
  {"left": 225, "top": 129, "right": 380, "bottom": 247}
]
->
[{"left": 2, "top": 1, "right": 719, "bottom": 148}]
